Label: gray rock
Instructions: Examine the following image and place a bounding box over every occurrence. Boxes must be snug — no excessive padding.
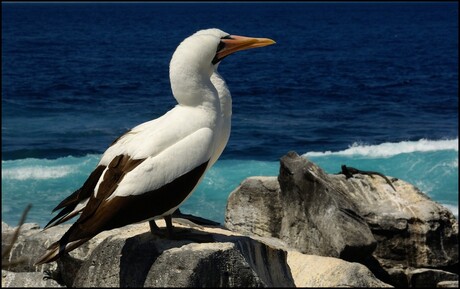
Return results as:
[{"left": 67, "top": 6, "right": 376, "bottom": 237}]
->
[
  {"left": 2, "top": 222, "right": 12, "bottom": 232},
  {"left": 385, "top": 266, "right": 410, "bottom": 287},
  {"left": 3, "top": 221, "right": 295, "bottom": 287},
  {"left": 407, "top": 268, "right": 458, "bottom": 288},
  {"left": 2, "top": 222, "right": 156, "bottom": 274},
  {"left": 225, "top": 176, "right": 283, "bottom": 239},
  {"left": 2, "top": 270, "right": 64, "bottom": 287},
  {"left": 226, "top": 151, "right": 377, "bottom": 262},
  {"left": 437, "top": 280, "right": 459, "bottom": 288},
  {"left": 144, "top": 242, "right": 264, "bottom": 287},
  {"left": 2, "top": 222, "right": 90, "bottom": 273},
  {"left": 340, "top": 169, "right": 458, "bottom": 269},
  {"left": 71, "top": 222, "right": 295, "bottom": 287},
  {"left": 225, "top": 151, "right": 458, "bottom": 287},
  {"left": 287, "top": 251, "right": 393, "bottom": 287}
]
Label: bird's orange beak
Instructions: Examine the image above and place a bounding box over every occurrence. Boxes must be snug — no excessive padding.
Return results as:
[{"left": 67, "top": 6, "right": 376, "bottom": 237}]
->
[{"left": 216, "top": 35, "right": 276, "bottom": 62}]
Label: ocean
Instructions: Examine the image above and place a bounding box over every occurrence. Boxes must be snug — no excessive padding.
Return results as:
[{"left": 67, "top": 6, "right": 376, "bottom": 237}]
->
[{"left": 2, "top": 2, "right": 458, "bottom": 227}]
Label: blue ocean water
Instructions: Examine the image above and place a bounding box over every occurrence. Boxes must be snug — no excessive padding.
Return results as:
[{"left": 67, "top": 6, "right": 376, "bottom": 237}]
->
[{"left": 2, "top": 2, "right": 458, "bottom": 227}]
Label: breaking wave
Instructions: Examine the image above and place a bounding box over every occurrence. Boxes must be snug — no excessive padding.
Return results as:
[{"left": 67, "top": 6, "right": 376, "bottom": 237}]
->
[{"left": 304, "top": 138, "right": 458, "bottom": 158}]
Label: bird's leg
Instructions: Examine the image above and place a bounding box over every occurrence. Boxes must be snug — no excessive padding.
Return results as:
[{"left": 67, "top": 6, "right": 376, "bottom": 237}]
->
[
  {"left": 164, "top": 215, "right": 174, "bottom": 238},
  {"left": 148, "top": 216, "right": 175, "bottom": 239},
  {"left": 149, "top": 220, "right": 161, "bottom": 234}
]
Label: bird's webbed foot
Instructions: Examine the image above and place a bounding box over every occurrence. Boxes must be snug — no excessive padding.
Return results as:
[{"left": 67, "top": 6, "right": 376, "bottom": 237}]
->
[
  {"left": 43, "top": 268, "right": 64, "bottom": 285},
  {"left": 43, "top": 269, "right": 55, "bottom": 280}
]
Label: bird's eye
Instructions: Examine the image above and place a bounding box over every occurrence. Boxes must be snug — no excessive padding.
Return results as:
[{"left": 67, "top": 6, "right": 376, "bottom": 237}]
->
[
  {"left": 216, "top": 35, "right": 232, "bottom": 53},
  {"left": 216, "top": 41, "right": 225, "bottom": 52}
]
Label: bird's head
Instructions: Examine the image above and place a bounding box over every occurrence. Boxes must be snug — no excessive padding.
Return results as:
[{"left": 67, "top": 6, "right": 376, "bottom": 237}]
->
[
  {"left": 195, "top": 28, "right": 275, "bottom": 66},
  {"left": 176, "top": 28, "right": 275, "bottom": 68},
  {"left": 169, "top": 28, "right": 275, "bottom": 106}
]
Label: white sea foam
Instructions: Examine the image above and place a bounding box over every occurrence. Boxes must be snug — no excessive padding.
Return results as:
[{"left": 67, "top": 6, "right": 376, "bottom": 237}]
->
[
  {"left": 2, "top": 165, "right": 74, "bottom": 180},
  {"left": 304, "top": 138, "right": 458, "bottom": 158}
]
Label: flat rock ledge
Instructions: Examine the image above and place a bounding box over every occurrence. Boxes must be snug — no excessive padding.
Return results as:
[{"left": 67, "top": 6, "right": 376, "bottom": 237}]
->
[{"left": 2, "top": 221, "right": 295, "bottom": 287}]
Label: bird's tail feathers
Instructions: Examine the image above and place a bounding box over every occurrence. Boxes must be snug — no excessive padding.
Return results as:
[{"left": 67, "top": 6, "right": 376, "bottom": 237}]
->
[
  {"left": 43, "top": 209, "right": 80, "bottom": 231},
  {"left": 34, "top": 237, "right": 90, "bottom": 266},
  {"left": 43, "top": 199, "right": 88, "bottom": 230}
]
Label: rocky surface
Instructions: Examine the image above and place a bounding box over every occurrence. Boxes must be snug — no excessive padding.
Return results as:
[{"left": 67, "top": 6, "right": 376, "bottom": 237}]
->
[
  {"left": 2, "top": 270, "right": 64, "bottom": 288},
  {"left": 2, "top": 221, "right": 298, "bottom": 287},
  {"left": 2, "top": 151, "right": 457, "bottom": 287},
  {"left": 71, "top": 222, "right": 294, "bottom": 287},
  {"left": 2, "top": 221, "right": 140, "bottom": 274},
  {"left": 437, "top": 280, "right": 459, "bottom": 288},
  {"left": 225, "top": 174, "right": 377, "bottom": 262},
  {"left": 2, "top": 219, "right": 393, "bottom": 287},
  {"left": 287, "top": 251, "right": 392, "bottom": 287},
  {"left": 406, "top": 268, "right": 458, "bottom": 288},
  {"left": 225, "top": 151, "right": 458, "bottom": 287}
]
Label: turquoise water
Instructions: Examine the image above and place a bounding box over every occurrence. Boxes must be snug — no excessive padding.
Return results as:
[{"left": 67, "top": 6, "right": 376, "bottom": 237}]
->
[{"left": 2, "top": 139, "right": 457, "bottom": 227}]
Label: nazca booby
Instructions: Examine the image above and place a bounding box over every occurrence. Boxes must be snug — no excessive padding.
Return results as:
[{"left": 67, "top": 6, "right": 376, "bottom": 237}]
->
[{"left": 35, "top": 28, "right": 275, "bottom": 265}]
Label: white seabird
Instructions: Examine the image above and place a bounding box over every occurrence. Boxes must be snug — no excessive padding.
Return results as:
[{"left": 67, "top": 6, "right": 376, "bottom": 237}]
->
[{"left": 35, "top": 28, "right": 275, "bottom": 265}]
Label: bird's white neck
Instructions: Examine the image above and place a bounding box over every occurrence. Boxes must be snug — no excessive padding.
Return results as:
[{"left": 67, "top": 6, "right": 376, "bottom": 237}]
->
[
  {"left": 211, "top": 72, "right": 232, "bottom": 119},
  {"left": 169, "top": 39, "right": 221, "bottom": 112},
  {"left": 170, "top": 71, "right": 220, "bottom": 110}
]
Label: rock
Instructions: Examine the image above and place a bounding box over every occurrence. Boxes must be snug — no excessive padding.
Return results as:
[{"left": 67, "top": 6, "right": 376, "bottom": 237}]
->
[
  {"left": 384, "top": 266, "right": 410, "bottom": 287},
  {"left": 343, "top": 170, "right": 458, "bottom": 269},
  {"left": 2, "top": 222, "right": 95, "bottom": 273},
  {"left": 437, "top": 280, "right": 459, "bottom": 288},
  {"left": 2, "top": 221, "right": 155, "bottom": 273},
  {"left": 1, "top": 270, "right": 64, "bottom": 287},
  {"left": 287, "top": 251, "right": 393, "bottom": 287},
  {"left": 226, "top": 151, "right": 377, "bottom": 262},
  {"left": 69, "top": 221, "right": 295, "bottom": 287},
  {"left": 407, "top": 268, "right": 458, "bottom": 288},
  {"left": 225, "top": 151, "right": 458, "bottom": 286},
  {"left": 2, "top": 219, "right": 296, "bottom": 287},
  {"left": 144, "top": 242, "right": 274, "bottom": 287},
  {"left": 2, "top": 222, "right": 12, "bottom": 231},
  {"left": 2, "top": 220, "right": 295, "bottom": 287},
  {"left": 225, "top": 176, "right": 283, "bottom": 238}
]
